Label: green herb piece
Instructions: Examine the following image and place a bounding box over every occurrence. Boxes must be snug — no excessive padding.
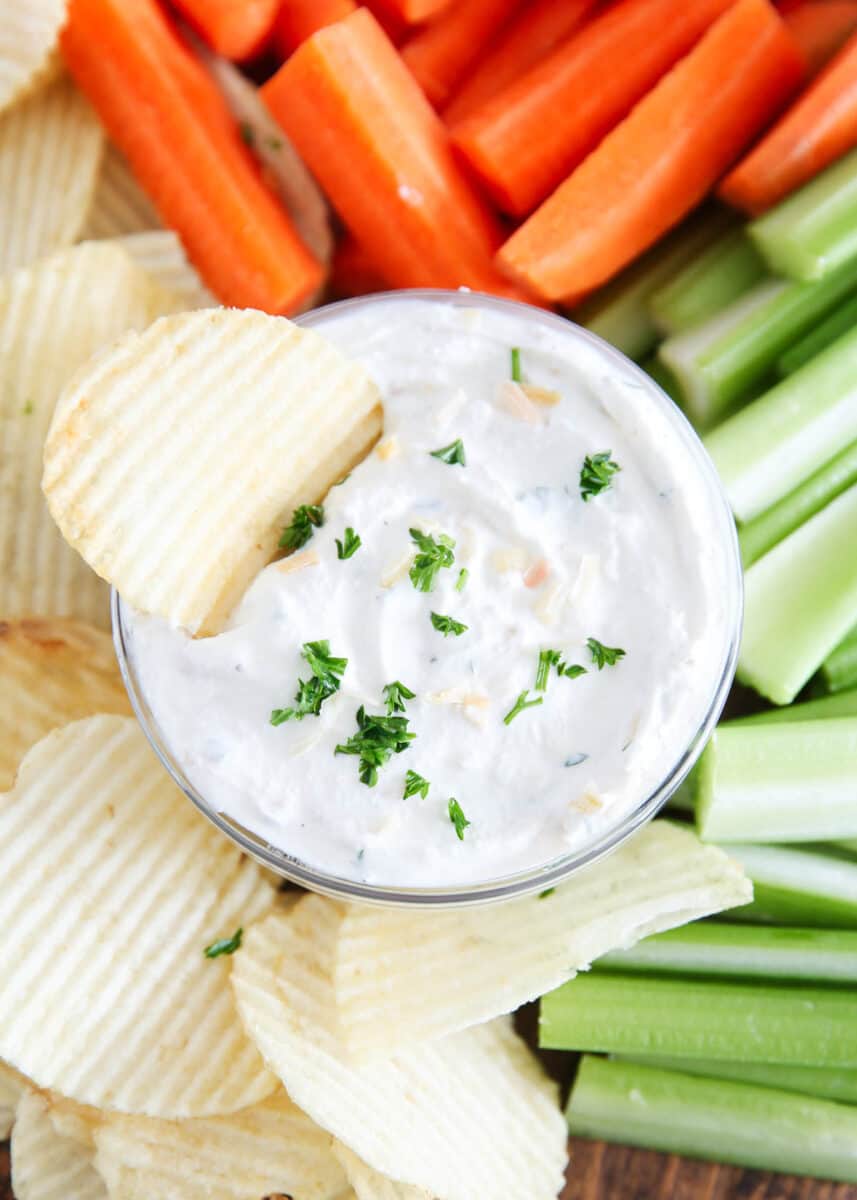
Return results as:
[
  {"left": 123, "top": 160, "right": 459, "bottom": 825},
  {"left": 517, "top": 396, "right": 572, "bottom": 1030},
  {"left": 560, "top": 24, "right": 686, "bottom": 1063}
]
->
[
  {"left": 587, "top": 637, "right": 626, "bottom": 669},
  {"left": 383, "top": 680, "right": 415, "bottom": 715},
  {"left": 448, "top": 797, "right": 470, "bottom": 840},
  {"left": 404, "top": 769, "right": 430, "bottom": 800},
  {"left": 267, "top": 135, "right": 283, "bottom": 150},
  {"left": 270, "top": 639, "right": 347, "bottom": 724},
  {"left": 336, "top": 706, "right": 415, "bottom": 787},
  {"left": 503, "top": 689, "right": 544, "bottom": 725},
  {"left": 279, "top": 503, "right": 324, "bottom": 551},
  {"left": 580, "top": 451, "right": 621, "bottom": 501},
  {"left": 239, "top": 122, "right": 255, "bottom": 146},
  {"left": 536, "top": 649, "right": 587, "bottom": 690},
  {"left": 430, "top": 612, "right": 468, "bottom": 637},
  {"left": 455, "top": 568, "right": 469, "bottom": 592},
  {"left": 539, "top": 888, "right": 555, "bottom": 899},
  {"left": 22, "top": 400, "right": 33, "bottom": 415},
  {"left": 511, "top": 347, "right": 523, "bottom": 382},
  {"left": 560, "top": 662, "right": 587, "bottom": 679},
  {"left": 204, "top": 927, "right": 242, "bottom": 958},
  {"left": 336, "top": 527, "right": 362, "bottom": 560},
  {"left": 430, "top": 438, "right": 466, "bottom": 467},
  {"left": 409, "top": 527, "right": 455, "bottom": 592}
]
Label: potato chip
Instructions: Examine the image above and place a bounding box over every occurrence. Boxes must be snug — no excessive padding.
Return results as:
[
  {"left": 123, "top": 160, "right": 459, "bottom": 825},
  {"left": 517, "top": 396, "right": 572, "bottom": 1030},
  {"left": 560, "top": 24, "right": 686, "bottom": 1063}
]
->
[
  {"left": 231, "top": 897, "right": 568, "bottom": 1200},
  {"left": 0, "top": 241, "right": 182, "bottom": 626},
  {"left": 333, "top": 1143, "right": 431, "bottom": 1200},
  {"left": 0, "top": 1060, "right": 25, "bottom": 1139},
  {"left": 332, "top": 823, "right": 750, "bottom": 1061},
  {"left": 107, "top": 232, "right": 216, "bottom": 310},
  {"left": 10, "top": 1090, "right": 106, "bottom": 1200},
  {"left": 0, "top": 0, "right": 66, "bottom": 116},
  {"left": 0, "top": 76, "right": 103, "bottom": 272},
  {"left": 0, "top": 618, "right": 130, "bottom": 791},
  {"left": 43, "top": 308, "right": 383, "bottom": 634},
  {"left": 0, "top": 714, "right": 280, "bottom": 1117},
  {"left": 80, "top": 143, "right": 160, "bottom": 240}
]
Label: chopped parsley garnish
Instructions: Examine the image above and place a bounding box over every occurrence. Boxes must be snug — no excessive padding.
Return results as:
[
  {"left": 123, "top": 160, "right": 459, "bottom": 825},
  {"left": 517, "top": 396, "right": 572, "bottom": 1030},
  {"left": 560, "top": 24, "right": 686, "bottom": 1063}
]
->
[
  {"left": 429, "top": 438, "right": 467, "bottom": 467},
  {"left": 270, "top": 639, "right": 347, "bottom": 724},
  {"left": 587, "top": 637, "right": 626, "bottom": 669},
  {"left": 383, "top": 679, "right": 415, "bottom": 715},
  {"left": 448, "top": 797, "right": 470, "bottom": 840},
  {"left": 335, "top": 706, "right": 415, "bottom": 787},
  {"left": 430, "top": 612, "right": 468, "bottom": 637},
  {"left": 403, "top": 769, "right": 430, "bottom": 800},
  {"left": 336, "top": 527, "right": 361, "bottom": 559},
  {"left": 279, "top": 503, "right": 324, "bottom": 551},
  {"left": 204, "top": 927, "right": 242, "bottom": 958},
  {"left": 22, "top": 400, "right": 33, "bottom": 415},
  {"left": 503, "top": 689, "right": 544, "bottom": 725},
  {"left": 267, "top": 135, "right": 283, "bottom": 150},
  {"left": 510, "top": 346, "right": 522, "bottom": 382},
  {"left": 579, "top": 451, "right": 621, "bottom": 501},
  {"left": 535, "top": 649, "right": 587, "bottom": 690},
  {"left": 409, "top": 527, "right": 455, "bottom": 592},
  {"left": 455, "top": 568, "right": 469, "bottom": 592},
  {"left": 539, "top": 888, "right": 555, "bottom": 899},
  {"left": 239, "top": 121, "right": 255, "bottom": 146}
]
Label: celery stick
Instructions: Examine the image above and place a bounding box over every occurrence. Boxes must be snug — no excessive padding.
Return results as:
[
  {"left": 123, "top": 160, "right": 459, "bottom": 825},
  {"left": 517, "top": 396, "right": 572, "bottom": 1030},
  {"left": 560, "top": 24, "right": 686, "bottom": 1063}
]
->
[
  {"left": 750, "top": 148, "right": 857, "bottom": 282},
  {"left": 639, "top": 354, "right": 681, "bottom": 404},
  {"left": 598, "top": 922, "right": 857, "bottom": 982},
  {"left": 658, "top": 264, "right": 857, "bottom": 430},
  {"left": 704, "top": 323, "right": 857, "bottom": 522},
  {"left": 723, "top": 843, "right": 857, "bottom": 929},
  {"left": 540, "top": 972, "right": 857, "bottom": 1065},
  {"left": 730, "top": 688, "right": 857, "bottom": 726},
  {"left": 739, "top": 485, "right": 857, "bottom": 704},
  {"left": 777, "top": 294, "right": 857, "bottom": 376},
  {"left": 649, "top": 230, "right": 766, "bottom": 335},
  {"left": 821, "top": 622, "right": 857, "bottom": 694},
  {"left": 615, "top": 1055, "right": 857, "bottom": 1106},
  {"left": 738, "top": 438, "right": 857, "bottom": 567},
  {"left": 567, "top": 1056, "right": 857, "bottom": 1180}
]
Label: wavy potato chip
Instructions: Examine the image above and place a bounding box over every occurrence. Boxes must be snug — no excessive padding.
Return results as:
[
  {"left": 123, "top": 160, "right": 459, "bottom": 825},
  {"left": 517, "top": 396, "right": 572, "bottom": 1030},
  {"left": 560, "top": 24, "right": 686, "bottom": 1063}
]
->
[
  {"left": 0, "top": 75, "right": 103, "bottom": 272},
  {"left": 0, "top": 714, "right": 279, "bottom": 1117},
  {"left": 0, "top": 1060, "right": 25, "bottom": 1139},
  {"left": 10, "top": 1090, "right": 106, "bottom": 1200},
  {"left": 333, "top": 823, "right": 750, "bottom": 1060},
  {"left": 0, "top": 241, "right": 181, "bottom": 626},
  {"left": 231, "top": 897, "right": 568, "bottom": 1200},
  {"left": 333, "top": 1142, "right": 431, "bottom": 1200},
  {"left": 43, "top": 308, "right": 383, "bottom": 635},
  {"left": 80, "top": 142, "right": 160, "bottom": 239},
  {"left": 0, "top": 0, "right": 66, "bottom": 116},
  {"left": 108, "top": 231, "right": 216, "bottom": 310}
]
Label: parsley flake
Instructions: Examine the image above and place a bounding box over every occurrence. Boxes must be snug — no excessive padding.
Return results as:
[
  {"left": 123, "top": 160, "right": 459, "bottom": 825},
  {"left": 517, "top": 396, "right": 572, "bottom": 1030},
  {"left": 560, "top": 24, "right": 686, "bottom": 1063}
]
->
[
  {"left": 536, "top": 649, "right": 586, "bottom": 690},
  {"left": 409, "top": 528, "right": 455, "bottom": 592},
  {"left": 580, "top": 451, "right": 621, "bottom": 501},
  {"left": 448, "top": 797, "right": 470, "bottom": 840},
  {"left": 503, "top": 689, "right": 544, "bottom": 725},
  {"left": 267, "top": 135, "right": 284, "bottom": 150},
  {"left": 539, "top": 888, "right": 555, "bottom": 899},
  {"left": 510, "top": 347, "right": 522, "bottom": 382},
  {"left": 22, "top": 400, "right": 33, "bottom": 415},
  {"left": 430, "top": 612, "right": 468, "bottom": 637},
  {"left": 429, "top": 438, "right": 466, "bottom": 467},
  {"left": 336, "top": 527, "right": 361, "bottom": 559},
  {"left": 204, "top": 927, "right": 242, "bottom": 958},
  {"left": 403, "top": 769, "right": 430, "bottom": 800},
  {"left": 336, "top": 706, "right": 415, "bottom": 787},
  {"left": 279, "top": 503, "right": 324, "bottom": 551},
  {"left": 587, "top": 637, "right": 626, "bottom": 669},
  {"left": 239, "top": 121, "right": 255, "bottom": 146},
  {"left": 455, "top": 568, "right": 469, "bottom": 592},
  {"left": 383, "top": 680, "right": 415, "bottom": 715},
  {"left": 271, "top": 640, "right": 347, "bottom": 724}
]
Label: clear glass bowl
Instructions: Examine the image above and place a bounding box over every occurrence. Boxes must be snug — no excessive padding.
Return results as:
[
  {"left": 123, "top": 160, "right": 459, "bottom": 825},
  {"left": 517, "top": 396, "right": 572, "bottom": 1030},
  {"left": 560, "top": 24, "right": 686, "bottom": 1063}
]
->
[{"left": 113, "top": 289, "right": 743, "bottom": 908}]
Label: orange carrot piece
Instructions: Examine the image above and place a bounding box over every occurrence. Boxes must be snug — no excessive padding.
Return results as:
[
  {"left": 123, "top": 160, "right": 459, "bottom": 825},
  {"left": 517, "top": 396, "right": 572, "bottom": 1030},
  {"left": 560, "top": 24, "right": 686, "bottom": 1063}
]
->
[
  {"left": 401, "top": 0, "right": 525, "bottom": 109},
  {"left": 62, "top": 0, "right": 322, "bottom": 313},
  {"left": 361, "top": 0, "right": 410, "bottom": 44},
  {"left": 331, "top": 235, "right": 391, "bottom": 297},
  {"left": 262, "top": 8, "right": 533, "bottom": 299},
  {"left": 450, "top": 0, "right": 738, "bottom": 217},
  {"left": 782, "top": 0, "right": 857, "bottom": 74},
  {"left": 498, "top": 0, "right": 805, "bottom": 304},
  {"left": 720, "top": 32, "right": 857, "bottom": 214},
  {"left": 273, "top": 0, "right": 356, "bottom": 57},
  {"left": 170, "top": 0, "right": 280, "bottom": 60},
  {"left": 381, "top": 0, "right": 454, "bottom": 23},
  {"left": 443, "top": 0, "right": 600, "bottom": 125}
]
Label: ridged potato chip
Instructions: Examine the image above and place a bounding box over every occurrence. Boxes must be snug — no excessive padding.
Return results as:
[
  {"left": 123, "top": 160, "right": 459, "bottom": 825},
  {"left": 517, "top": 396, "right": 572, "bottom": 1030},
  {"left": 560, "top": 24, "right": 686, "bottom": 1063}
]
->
[
  {"left": 43, "top": 308, "right": 383, "bottom": 634},
  {"left": 108, "top": 232, "right": 216, "bottom": 310},
  {"left": 0, "top": 0, "right": 66, "bottom": 116},
  {"left": 10, "top": 1090, "right": 106, "bottom": 1200},
  {"left": 0, "top": 241, "right": 181, "bottom": 626},
  {"left": 0, "top": 75, "right": 102, "bottom": 272},
  {"left": 333, "top": 823, "right": 751, "bottom": 1060},
  {"left": 0, "top": 1060, "right": 25, "bottom": 1139},
  {"left": 333, "top": 1142, "right": 431, "bottom": 1200},
  {"left": 0, "top": 714, "right": 279, "bottom": 1117},
  {"left": 0, "top": 618, "right": 130, "bottom": 790},
  {"left": 231, "top": 897, "right": 568, "bottom": 1200},
  {"left": 80, "top": 143, "right": 160, "bottom": 239}
]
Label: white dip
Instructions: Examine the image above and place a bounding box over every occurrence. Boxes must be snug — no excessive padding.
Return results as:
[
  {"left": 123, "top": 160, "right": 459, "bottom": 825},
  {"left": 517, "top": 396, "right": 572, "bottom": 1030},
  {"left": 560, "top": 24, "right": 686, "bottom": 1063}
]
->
[{"left": 124, "top": 295, "right": 737, "bottom": 889}]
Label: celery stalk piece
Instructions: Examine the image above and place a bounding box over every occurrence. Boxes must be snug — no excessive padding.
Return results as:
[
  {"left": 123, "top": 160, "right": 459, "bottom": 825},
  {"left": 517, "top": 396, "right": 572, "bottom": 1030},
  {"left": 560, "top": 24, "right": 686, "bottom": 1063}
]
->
[
  {"left": 567, "top": 1055, "right": 857, "bottom": 1180},
  {"left": 598, "top": 922, "right": 857, "bottom": 982},
  {"left": 777, "top": 294, "right": 857, "bottom": 377},
  {"left": 704, "top": 323, "right": 857, "bottom": 522},
  {"left": 738, "top": 438, "right": 857, "bottom": 567},
  {"left": 749, "top": 148, "right": 857, "bottom": 282},
  {"left": 639, "top": 354, "right": 681, "bottom": 404},
  {"left": 614, "top": 1054, "right": 857, "bottom": 1106},
  {"left": 739, "top": 484, "right": 857, "bottom": 704},
  {"left": 649, "top": 230, "right": 767, "bottom": 336},
  {"left": 540, "top": 972, "right": 857, "bottom": 1065},
  {"left": 730, "top": 688, "right": 857, "bottom": 726},
  {"left": 821, "top": 622, "right": 857, "bottom": 694},
  {"left": 695, "top": 719, "right": 857, "bottom": 843},
  {"left": 723, "top": 843, "right": 857, "bottom": 929},
  {"left": 658, "top": 264, "right": 857, "bottom": 430}
]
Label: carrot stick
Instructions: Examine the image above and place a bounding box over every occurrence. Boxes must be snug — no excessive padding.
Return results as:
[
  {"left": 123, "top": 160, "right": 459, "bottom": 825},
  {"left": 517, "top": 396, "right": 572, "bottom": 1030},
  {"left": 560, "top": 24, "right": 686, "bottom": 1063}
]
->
[
  {"left": 361, "top": 0, "right": 410, "bottom": 45},
  {"left": 273, "top": 0, "right": 356, "bottom": 57},
  {"left": 450, "top": 0, "right": 739, "bottom": 217},
  {"left": 262, "top": 8, "right": 534, "bottom": 299},
  {"left": 62, "top": 0, "right": 323, "bottom": 314},
  {"left": 169, "top": 0, "right": 280, "bottom": 60},
  {"left": 497, "top": 0, "right": 805, "bottom": 304},
  {"left": 443, "top": 0, "right": 600, "bottom": 125},
  {"left": 331, "top": 236, "right": 391, "bottom": 298},
  {"left": 782, "top": 0, "right": 857, "bottom": 74},
  {"left": 380, "top": 0, "right": 454, "bottom": 23},
  {"left": 401, "top": 0, "right": 525, "bottom": 109}
]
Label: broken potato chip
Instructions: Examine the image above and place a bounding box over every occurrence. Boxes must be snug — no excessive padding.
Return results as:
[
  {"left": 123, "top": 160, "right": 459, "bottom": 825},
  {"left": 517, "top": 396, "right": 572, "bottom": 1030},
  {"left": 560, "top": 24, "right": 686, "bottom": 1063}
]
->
[
  {"left": 0, "top": 1060, "right": 25, "bottom": 1139},
  {"left": 11, "top": 1090, "right": 106, "bottom": 1200},
  {"left": 80, "top": 141, "right": 160, "bottom": 240},
  {"left": 0, "top": 0, "right": 66, "bottom": 116}
]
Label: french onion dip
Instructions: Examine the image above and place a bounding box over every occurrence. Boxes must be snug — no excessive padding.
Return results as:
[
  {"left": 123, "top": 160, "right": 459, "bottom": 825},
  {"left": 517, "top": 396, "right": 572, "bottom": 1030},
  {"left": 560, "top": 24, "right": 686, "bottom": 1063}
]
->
[{"left": 124, "top": 295, "right": 736, "bottom": 889}]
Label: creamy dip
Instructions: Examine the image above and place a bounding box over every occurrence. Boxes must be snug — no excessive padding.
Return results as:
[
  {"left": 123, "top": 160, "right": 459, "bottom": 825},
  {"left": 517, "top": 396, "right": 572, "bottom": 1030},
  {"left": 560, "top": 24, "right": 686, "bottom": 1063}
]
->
[{"left": 124, "top": 294, "right": 738, "bottom": 890}]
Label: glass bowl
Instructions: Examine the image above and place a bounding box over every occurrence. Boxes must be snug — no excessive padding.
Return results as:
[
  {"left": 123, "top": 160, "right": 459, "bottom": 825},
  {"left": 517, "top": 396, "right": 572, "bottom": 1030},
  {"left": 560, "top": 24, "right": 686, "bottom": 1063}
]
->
[{"left": 113, "top": 289, "right": 743, "bottom": 908}]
